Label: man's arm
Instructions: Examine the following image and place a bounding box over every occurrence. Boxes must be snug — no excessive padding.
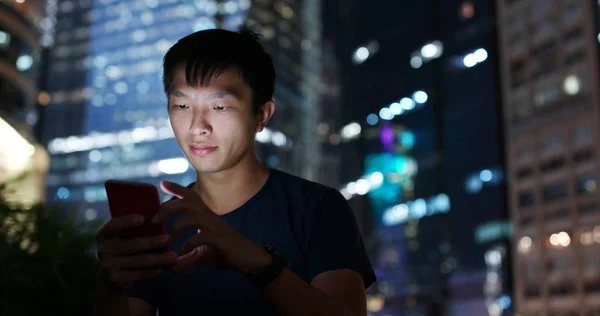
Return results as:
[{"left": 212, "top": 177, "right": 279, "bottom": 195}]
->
[
  {"left": 261, "top": 268, "right": 367, "bottom": 316},
  {"left": 256, "top": 189, "right": 374, "bottom": 316},
  {"left": 92, "top": 273, "right": 155, "bottom": 316}
]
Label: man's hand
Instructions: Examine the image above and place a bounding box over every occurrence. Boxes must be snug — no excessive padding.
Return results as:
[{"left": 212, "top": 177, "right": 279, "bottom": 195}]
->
[
  {"left": 153, "top": 180, "right": 272, "bottom": 274},
  {"left": 96, "top": 215, "right": 178, "bottom": 292}
]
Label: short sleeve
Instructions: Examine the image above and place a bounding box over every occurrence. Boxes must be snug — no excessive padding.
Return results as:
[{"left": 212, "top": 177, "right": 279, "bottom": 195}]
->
[
  {"left": 127, "top": 271, "right": 167, "bottom": 310},
  {"left": 306, "top": 189, "right": 376, "bottom": 289}
]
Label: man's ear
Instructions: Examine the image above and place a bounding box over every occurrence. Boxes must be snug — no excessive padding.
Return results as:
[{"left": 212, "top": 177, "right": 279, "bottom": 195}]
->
[{"left": 255, "top": 101, "right": 275, "bottom": 132}]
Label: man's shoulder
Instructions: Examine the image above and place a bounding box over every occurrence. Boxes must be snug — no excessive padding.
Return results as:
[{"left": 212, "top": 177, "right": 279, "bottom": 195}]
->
[{"left": 269, "top": 169, "right": 344, "bottom": 207}]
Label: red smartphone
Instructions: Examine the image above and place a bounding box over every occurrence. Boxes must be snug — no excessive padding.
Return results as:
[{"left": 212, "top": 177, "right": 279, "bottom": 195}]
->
[{"left": 105, "top": 180, "right": 167, "bottom": 240}]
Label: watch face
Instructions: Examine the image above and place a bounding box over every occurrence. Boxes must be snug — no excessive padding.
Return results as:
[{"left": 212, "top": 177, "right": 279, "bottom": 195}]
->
[{"left": 265, "top": 243, "right": 278, "bottom": 255}]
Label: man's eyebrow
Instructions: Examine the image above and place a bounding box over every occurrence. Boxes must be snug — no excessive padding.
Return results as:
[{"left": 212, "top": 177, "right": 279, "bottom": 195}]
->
[
  {"left": 171, "top": 90, "right": 187, "bottom": 97},
  {"left": 205, "top": 88, "right": 242, "bottom": 100},
  {"left": 170, "top": 89, "right": 242, "bottom": 99}
]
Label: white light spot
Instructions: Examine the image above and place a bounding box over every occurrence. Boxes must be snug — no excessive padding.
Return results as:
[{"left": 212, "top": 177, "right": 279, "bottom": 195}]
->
[
  {"left": 84, "top": 208, "right": 98, "bottom": 221},
  {"left": 518, "top": 236, "right": 532, "bottom": 254},
  {"left": 16, "top": 55, "right": 33, "bottom": 71},
  {"left": 474, "top": 48, "right": 488, "bottom": 62},
  {"left": 341, "top": 122, "right": 362, "bottom": 140},
  {"left": 549, "top": 233, "right": 560, "bottom": 246},
  {"left": 485, "top": 249, "right": 502, "bottom": 267},
  {"left": 114, "top": 81, "right": 128, "bottom": 94},
  {"left": 104, "top": 93, "right": 117, "bottom": 105},
  {"left": 137, "top": 81, "right": 150, "bottom": 94},
  {"left": 89, "top": 150, "right": 102, "bottom": 162},
  {"left": 255, "top": 128, "right": 272, "bottom": 143},
  {"left": 370, "top": 172, "right": 384, "bottom": 187},
  {"left": 389, "top": 102, "right": 403, "bottom": 115},
  {"left": 156, "top": 39, "right": 171, "bottom": 52},
  {"left": 413, "top": 91, "right": 428, "bottom": 104},
  {"left": 93, "top": 56, "right": 107, "bottom": 68},
  {"left": 271, "top": 132, "right": 287, "bottom": 147},
  {"left": 463, "top": 53, "right": 478, "bottom": 68},
  {"left": 379, "top": 108, "right": 394, "bottom": 120},
  {"left": 353, "top": 47, "right": 370, "bottom": 64},
  {"left": 421, "top": 41, "right": 443, "bottom": 59},
  {"left": 132, "top": 29, "right": 147, "bottom": 42},
  {"left": 400, "top": 97, "right": 415, "bottom": 110},
  {"left": 410, "top": 55, "right": 423, "bottom": 69},
  {"left": 557, "top": 231, "right": 571, "bottom": 247},
  {"left": 346, "top": 182, "right": 357, "bottom": 194},
  {"left": 564, "top": 75, "right": 581, "bottom": 95},
  {"left": 105, "top": 65, "right": 123, "bottom": 80},
  {"left": 479, "top": 169, "right": 493, "bottom": 182},
  {"left": 355, "top": 179, "right": 371, "bottom": 195}
]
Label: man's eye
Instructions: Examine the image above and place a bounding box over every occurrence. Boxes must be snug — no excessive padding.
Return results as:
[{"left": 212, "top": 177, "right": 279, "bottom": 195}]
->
[
  {"left": 175, "top": 104, "right": 189, "bottom": 109},
  {"left": 214, "top": 105, "right": 227, "bottom": 111}
]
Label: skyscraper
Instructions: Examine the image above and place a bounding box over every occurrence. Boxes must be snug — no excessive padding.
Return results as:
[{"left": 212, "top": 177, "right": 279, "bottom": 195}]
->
[
  {"left": 328, "top": 1, "right": 511, "bottom": 315},
  {"left": 42, "top": 0, "right": 326, "bottom": 220},
  {"left": 0, "top": 0, "right": 50, "bottom": 205},
  {"left": 497, "top": 0, "right": 600, "bottom": 314}
]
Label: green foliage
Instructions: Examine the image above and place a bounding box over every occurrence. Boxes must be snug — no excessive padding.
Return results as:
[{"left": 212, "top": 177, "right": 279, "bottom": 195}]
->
[{"left": 0, "top": 182, "right": 103, "bottom": 315}]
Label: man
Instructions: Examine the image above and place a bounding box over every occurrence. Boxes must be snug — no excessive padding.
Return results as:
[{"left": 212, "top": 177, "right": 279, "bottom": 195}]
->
[{"left": 93, "top": 26, "right": 375, "bottom": 316}]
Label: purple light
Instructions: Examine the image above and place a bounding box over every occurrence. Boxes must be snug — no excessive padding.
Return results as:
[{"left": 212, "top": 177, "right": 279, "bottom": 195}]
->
[{"left": 380, "top": 125, "right": 395, "bottom": 150}]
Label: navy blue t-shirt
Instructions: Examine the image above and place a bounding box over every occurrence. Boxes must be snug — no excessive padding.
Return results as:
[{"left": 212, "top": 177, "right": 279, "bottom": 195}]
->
[{"left": 128, "top": 169, "right": 376, "bottom": 315}]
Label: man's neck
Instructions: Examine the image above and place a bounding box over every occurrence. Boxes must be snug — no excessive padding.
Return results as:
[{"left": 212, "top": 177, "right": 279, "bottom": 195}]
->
[{"left": 193, "top": 157, "right": 270, "bottom": 215}]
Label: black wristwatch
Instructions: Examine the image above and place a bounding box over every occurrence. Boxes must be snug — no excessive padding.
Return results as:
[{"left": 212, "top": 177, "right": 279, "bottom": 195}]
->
[{"left": 245, "top": 244, "right": 287, "bottom": 289}]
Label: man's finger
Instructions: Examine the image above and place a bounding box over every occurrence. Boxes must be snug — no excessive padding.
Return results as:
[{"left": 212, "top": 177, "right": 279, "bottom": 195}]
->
[
  {"left": 170, "top": 213, "right": 206, "bottom": 237},
  {"left": 152, "top": 199, "right": 198, "bottom": 223},
  {"left": 109, "top": 269, "right": 162, "bottom": 289},
  {"left": 160, "top": 180, "right": 195, "bottom": 200},
  {"left": 97, "top": 215, "right": 144, "bottom": 239},
  {"left": 101, "top": 251, "right": 178, "bottom": 269},
  {"left": 98, "top": 234, "right": 170, "bottom": 256},
  {"left": 181, "top": 231, "right": 216, "bottom": 254},
  {"left": 170, "top": 247, "right": 201, "bottom": 273}
]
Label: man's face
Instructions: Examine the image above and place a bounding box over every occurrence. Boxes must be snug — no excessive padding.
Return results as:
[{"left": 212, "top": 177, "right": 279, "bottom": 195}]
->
[{"left": 167, "top": 65, "right": 270, "bottom": 174}]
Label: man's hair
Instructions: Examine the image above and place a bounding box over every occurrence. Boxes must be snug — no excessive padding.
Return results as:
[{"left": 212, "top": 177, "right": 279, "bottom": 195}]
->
[{"left": 162, "top": 25, "right": 275, "bottom": 113}]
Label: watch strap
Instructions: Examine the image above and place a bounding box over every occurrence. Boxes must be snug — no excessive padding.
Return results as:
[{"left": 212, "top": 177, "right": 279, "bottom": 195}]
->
[{"left": 246, "top": 244, "right": 286, "bottom": 289}]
